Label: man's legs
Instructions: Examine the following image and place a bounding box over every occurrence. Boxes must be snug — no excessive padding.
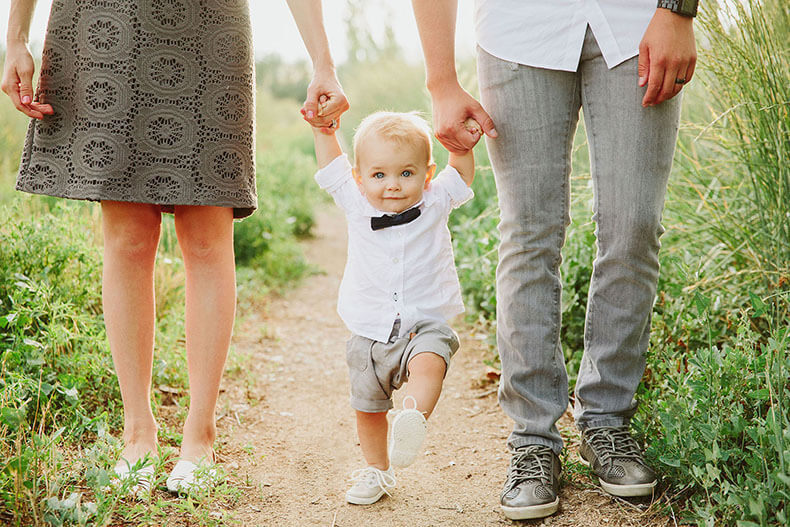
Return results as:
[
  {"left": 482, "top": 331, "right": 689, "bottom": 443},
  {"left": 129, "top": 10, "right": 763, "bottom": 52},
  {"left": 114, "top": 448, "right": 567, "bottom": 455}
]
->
[
  {"left": 478, "top": 47, "right": 580, "bottom": 455},
  {"left": 575, "top": 28, "right": 680, "bottom": 430},
  {"left": 478, "top": 46, "right": 580, "bottom": 519},
  {"left": 574, "top": 27, "right": 680, "bottom": 496}
]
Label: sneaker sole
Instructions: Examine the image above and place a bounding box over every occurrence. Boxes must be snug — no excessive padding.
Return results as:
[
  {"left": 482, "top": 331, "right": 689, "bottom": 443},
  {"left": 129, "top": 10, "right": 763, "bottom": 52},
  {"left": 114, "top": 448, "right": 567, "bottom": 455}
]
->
[
  {"left": 501, "top": 498, "right": 559, "bottom": 520},
  {"left": 579, "top": 456, "right": 657, "bottom": 497},
  {"left": 346, "top": 489, "right": 386, "bottom": 505},
  {"left": 389, "top": 410, "right": 426, "bottom": 468}
]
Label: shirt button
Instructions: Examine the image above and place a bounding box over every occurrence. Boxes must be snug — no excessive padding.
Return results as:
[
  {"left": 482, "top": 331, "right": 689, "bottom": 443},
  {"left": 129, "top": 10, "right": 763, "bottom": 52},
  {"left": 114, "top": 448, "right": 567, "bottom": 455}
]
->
[
  {"left": 392, "top": 257, "right": 399, "bottom": 263},
  {"left": 393, "top": 292, "right": 398, "bottom": 301}
]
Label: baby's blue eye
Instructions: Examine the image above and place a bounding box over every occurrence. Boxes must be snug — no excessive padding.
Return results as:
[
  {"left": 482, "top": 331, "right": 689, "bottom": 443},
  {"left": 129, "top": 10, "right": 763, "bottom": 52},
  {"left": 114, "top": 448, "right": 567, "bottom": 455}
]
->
[
  {"left": 401, "top": 170, "right": 412, "bottom": 177},
  {"left": 373, "top": 172, "right": 385, "bottom": 179}
]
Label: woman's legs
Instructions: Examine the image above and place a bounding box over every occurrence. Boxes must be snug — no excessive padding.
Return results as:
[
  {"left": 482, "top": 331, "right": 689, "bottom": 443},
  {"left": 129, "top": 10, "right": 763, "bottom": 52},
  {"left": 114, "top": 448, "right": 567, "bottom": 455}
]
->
[
  {"left": 101, "top": 201, "right": 162, "bottom": 465},
  {"left": 173, "top": 205, "right": 236, "bottom": 462}
]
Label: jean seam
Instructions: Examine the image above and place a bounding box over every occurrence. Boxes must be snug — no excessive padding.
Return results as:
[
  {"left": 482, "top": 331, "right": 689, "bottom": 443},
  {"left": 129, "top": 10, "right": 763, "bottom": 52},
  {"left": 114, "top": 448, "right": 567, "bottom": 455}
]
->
[
  {"left": 579, "top": 60, "right": 600, "bottom": 423},
  {"left": 554, "top": 75, "right": 580, "bottom": 412}
]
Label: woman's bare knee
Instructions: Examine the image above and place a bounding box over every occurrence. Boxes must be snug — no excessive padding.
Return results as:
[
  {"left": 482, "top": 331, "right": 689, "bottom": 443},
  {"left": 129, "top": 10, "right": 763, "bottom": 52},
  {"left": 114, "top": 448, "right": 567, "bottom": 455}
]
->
[
  {"left": 101, "top": 201, "right": 161, "bottom": 260},
  {"left": 174, "top": 206, "right": 234, "bottom": 264}
]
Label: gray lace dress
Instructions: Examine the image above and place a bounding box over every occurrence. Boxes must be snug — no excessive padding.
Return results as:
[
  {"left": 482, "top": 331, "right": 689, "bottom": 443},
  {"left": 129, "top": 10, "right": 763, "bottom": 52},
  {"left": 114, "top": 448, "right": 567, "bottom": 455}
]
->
[{"left": 16, "top": 0, "right": 257, "bottom": 218}]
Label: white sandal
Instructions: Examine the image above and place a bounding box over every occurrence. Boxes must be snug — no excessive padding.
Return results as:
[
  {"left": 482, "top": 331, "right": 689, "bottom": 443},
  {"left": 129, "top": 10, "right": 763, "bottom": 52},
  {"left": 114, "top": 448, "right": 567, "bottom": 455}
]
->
[
  {"left": 166, "top": 453, "right": 218, "bottom": 494},
  {"left": 114, "top": 460, "right": 155, "bottom": 498}
]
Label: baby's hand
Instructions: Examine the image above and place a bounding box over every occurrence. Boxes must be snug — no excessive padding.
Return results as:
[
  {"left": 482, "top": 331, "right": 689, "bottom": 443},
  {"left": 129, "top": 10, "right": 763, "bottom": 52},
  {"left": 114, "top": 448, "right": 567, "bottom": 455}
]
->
[
  {"left": 308, "top": 94, "right": 339, "bottom": 135},
  {"left": 464, "top": 118, "right": 482, "bottom": 137}
]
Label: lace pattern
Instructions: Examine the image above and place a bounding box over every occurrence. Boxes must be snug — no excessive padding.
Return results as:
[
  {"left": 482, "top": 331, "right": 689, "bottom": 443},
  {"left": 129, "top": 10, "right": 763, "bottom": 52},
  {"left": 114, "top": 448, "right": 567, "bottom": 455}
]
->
[{"left": 17, "top": 0, "right": 257, "bottom": 218}]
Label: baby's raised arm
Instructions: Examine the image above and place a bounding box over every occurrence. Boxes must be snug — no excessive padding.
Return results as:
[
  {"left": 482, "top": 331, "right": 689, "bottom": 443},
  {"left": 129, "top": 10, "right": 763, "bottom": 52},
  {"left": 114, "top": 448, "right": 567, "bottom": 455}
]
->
[
  {"left": 312, "top": 124, "right": 343, "bottom": 169},
  {"left": 447, "top": 118, "right": 480, "bottom": 186}
]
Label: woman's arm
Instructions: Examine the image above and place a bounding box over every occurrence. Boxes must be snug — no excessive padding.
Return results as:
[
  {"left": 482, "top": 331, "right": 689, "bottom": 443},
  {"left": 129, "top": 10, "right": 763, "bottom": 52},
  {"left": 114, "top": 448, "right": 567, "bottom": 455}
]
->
[
  {"left": 1, "top": 0, "right": 53, "bottom": 119},
  {"left": 286, "top": 0, "right": 349, "bottom": 133}
]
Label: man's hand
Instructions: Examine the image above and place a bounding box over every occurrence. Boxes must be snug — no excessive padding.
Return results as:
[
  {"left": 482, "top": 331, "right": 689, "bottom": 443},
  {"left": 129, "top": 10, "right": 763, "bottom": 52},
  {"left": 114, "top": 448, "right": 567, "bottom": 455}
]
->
[
  {"left": 638, "top": 9, "right": 696, "bottom": 107},
  {"left": 1, "top": 42, "right": 54, "bottom": 119},
  {"left": 430, "top": 81, "right": 496, "bottom": 154},
  {"left": 301, "top": 69, "right": 349, "bottom": 135}
]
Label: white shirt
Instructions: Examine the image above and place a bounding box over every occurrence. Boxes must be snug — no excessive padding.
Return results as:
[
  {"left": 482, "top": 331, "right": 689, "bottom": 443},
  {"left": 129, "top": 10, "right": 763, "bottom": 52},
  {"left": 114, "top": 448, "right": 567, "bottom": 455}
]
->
[
  {"left": 315, "top": 154, "right": 474, "bottom": 343},
  {"left": 474, "top": 0, "right": 658, "bottom": 71}
]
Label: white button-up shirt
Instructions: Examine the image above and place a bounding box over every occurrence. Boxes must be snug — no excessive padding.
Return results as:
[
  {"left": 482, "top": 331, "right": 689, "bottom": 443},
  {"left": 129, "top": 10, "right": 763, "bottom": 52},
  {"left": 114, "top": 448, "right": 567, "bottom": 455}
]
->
[
  {"left": 475, "top": 0, "right": 657, "bottom": 71},
  {"left": 315, "top": 154, "right": 474, "bottom": 343}
]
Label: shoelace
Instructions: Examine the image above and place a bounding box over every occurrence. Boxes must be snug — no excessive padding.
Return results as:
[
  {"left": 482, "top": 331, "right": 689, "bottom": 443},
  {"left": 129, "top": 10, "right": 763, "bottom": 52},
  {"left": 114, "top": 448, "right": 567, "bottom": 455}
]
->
[
  {"left": 349, "top": 467, "right": 397, "bottom": 496},
  {"left": 506, "top": 445, "right": 554, "bottom": 489},
  {"left": 585, "top": 426, "right": 644, "bottom": 466}
]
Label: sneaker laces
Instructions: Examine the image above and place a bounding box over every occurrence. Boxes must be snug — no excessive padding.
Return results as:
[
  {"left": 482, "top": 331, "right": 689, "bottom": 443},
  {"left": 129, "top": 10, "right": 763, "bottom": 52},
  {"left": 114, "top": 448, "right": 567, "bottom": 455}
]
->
[
  {"left": 506, "top": 445, "right": 554, "bottom": 489},
  {"left": 585, "top": 426, "right": 645, "bottom": 467},
  {"left": 349, "top": 467, "right": 397, "bottom": 497}
]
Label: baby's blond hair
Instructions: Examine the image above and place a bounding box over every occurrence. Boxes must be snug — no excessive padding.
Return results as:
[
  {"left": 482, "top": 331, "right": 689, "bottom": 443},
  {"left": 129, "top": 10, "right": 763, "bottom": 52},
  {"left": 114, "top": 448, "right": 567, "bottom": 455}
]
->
[{"left": 353, "top": 111, "right": 433, "bottom": 167}]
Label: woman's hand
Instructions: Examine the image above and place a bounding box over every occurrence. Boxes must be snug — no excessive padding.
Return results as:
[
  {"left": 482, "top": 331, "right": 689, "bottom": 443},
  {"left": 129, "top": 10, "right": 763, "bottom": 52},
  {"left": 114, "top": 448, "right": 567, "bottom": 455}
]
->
[
  {"left": 301, "top": 68, "right": 349, "bottom": 135},
  {"left": 638, "top": 9, "right": 697, "bottom": 107},
  {"left": 1, "top": 41, "right": 54, "bottom": 119}
]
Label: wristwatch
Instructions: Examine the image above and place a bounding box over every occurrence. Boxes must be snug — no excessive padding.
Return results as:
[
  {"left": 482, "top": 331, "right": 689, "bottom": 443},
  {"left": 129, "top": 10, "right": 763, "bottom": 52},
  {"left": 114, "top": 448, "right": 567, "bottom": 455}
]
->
[{"left": 657, "top": 0, "right": 699, "bottom": 17}]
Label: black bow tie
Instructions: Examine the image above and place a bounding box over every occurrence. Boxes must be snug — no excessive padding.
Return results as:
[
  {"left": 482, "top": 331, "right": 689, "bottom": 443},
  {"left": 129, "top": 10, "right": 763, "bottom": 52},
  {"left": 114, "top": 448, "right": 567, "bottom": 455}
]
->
[{"left": 370, "top": 207, "right": 421, "bottom": 231}]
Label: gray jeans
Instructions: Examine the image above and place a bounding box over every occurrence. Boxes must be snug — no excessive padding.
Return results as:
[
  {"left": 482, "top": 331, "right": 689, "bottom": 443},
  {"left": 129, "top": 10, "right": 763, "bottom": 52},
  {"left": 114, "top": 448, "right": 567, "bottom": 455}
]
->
[{"left": 478, "top": 27, "right": 681, "bottom": 454}]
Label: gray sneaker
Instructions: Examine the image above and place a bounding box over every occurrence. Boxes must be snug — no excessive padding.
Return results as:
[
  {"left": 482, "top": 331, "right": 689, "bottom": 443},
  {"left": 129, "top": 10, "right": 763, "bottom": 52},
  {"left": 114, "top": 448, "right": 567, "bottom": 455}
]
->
[
  {"left": 579, "top": 426, "right": 657, "bottom": 497},
  {"left": 500, "top": 445, "right": 561, "bottom": 520}
]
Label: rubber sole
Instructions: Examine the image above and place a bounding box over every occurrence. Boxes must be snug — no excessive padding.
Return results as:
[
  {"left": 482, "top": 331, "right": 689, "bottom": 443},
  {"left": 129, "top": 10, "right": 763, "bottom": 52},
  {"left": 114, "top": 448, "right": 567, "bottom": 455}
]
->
[
  {"left": 599, "top": 478, "right": 656, "bottom": 497},
  {"left": 579, "top": 456, "right": 657, "bottom": 497},
  {"left": 389, "top": 409, "right": 427, "bottom": 468},
  {"left": 346, "top": 489, "right": 386, "bottom": 505},
  {"left": 501, "top": 498, "right": 560, "bottom": 520}
]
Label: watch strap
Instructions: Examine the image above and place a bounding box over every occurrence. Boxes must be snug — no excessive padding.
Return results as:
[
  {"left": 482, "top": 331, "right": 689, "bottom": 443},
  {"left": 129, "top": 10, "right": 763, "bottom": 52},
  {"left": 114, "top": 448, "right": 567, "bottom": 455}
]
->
[{"left": 657, "top": 0, "right": 699, "bottom": 17}]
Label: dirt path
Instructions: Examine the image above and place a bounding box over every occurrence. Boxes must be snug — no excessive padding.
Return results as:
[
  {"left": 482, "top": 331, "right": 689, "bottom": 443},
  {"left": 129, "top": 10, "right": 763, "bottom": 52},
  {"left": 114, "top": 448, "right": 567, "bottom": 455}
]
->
[{"left": 215, "top": 208, "right": 675, "bottom": 527}]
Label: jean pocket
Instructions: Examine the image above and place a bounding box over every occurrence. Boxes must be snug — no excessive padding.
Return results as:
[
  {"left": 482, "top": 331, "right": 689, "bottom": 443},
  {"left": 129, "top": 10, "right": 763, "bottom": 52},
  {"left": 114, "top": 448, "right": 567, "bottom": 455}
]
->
[
  {"left": 346, "top": 336, "right": 370, "bottom": 372},
  {"left": 477, "top": 45, "right": 520, "bottom": 92}
]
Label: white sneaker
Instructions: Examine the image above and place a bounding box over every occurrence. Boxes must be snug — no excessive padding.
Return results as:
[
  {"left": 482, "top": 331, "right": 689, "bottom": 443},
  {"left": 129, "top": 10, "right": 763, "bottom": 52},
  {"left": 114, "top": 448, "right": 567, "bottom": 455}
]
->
[
  {"left": 389, "top": 395, "right": 427, "bottom": 468},
  {"left": 113, "top": 459, "right": 155, "bottom": 498},
  {"left": 166, "top": 453, "right": 218, "bottom": 494},
  {"left": 345, "top": 466, "right": 396, "bottom": 505}
]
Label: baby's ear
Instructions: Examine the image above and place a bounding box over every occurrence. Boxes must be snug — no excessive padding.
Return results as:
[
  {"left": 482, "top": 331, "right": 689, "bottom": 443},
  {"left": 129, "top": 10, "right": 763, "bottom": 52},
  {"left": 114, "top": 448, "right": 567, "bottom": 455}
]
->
[
  {"left": 424, "top": 163, "right": 437, "bottom": 190},
  {"left": 352, "top": 166, "right": 361, "bottom": 184}
]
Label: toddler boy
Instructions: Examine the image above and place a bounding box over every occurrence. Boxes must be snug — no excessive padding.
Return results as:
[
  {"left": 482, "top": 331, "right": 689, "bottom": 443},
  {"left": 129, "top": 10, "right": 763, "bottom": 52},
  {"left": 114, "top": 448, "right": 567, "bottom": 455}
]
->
[{"left": 311, "top": 110, "right": 479, "bottom": 505}]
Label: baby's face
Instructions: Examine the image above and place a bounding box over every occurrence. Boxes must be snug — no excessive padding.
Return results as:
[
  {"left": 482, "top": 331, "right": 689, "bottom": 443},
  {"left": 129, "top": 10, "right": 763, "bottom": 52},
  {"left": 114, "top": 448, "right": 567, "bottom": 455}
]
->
[{"left": 354, "top": 135, "right": 435, "bottom": 214}]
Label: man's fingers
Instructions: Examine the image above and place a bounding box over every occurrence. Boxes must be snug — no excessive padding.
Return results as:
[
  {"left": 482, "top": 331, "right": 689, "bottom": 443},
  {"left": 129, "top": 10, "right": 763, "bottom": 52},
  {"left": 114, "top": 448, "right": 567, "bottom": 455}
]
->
[
  {"left": 436, "top": 130, "right": 475, "bottom": 155},
  {"left": 670, "top": 63, "right": 688, "bottom": 98},
  {"left": 471, "top": 108, "right": 497, "bottom": 138},
  {"left": 637, "top": 43, "right": 650, "bottom": 87},
  {"left": 642, "top": 60, "right": 664, "bottom": 107},
  {"left": 657, "top": 67, "right": 680, "bottom": 105}
]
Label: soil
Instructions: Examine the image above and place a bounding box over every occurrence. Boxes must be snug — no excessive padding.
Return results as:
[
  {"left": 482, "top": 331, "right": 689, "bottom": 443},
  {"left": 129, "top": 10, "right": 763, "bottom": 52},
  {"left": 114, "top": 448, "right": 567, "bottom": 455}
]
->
[{"left": 213, "top": 208, "right": 679, "bottom": 527}]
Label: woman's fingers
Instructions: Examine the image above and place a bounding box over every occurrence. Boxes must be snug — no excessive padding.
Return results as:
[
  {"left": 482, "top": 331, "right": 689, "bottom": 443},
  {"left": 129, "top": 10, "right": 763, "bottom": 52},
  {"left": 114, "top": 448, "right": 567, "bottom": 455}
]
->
[
  {"left": 4, "top": 84, "right": 46, "bottom": 119},
  {"left": 30, "top": 100, "right": 55, "bottom": 115}
]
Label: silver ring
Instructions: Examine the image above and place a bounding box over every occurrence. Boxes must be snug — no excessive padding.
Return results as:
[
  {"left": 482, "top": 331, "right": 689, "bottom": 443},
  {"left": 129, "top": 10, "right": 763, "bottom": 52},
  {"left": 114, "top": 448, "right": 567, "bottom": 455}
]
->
[
  {"left": 329, "top": 119, "right": 338, "bottom": 129},
  {"left": 675, "top": 77, "right": 687, "bottom": 85}
]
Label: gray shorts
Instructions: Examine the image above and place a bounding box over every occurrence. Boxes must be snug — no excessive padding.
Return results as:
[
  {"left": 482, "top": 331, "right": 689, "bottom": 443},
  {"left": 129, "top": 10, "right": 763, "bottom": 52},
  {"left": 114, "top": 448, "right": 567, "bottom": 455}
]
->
[{"left": 346, "top": 319, "right": 460, "bottom": 413}]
